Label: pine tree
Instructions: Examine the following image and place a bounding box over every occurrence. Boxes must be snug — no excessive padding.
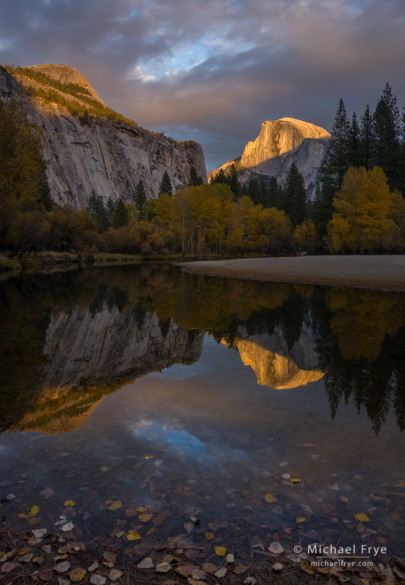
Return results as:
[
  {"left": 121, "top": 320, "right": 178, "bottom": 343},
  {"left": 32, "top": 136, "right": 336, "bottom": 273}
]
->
[
  {"left": 134, "top": 180, "right": 147, "bottom": 219},
  {"left": 87, "top": 192, "right": 109, "bottom": 231},
  {"left": 159, "top": 170, "right": 173, "bottom": 196},
  {"left": 349, "top": 113, "right": 361, "bottom": 167},
  {"left": 189, "top": 166, "right": 203, "bottom": 186},
  {"left": 267, "top": 176, "right": 282, "bottom": 209},
  {"left": 359, "top": 104, "right": 374, "bottom": 170},
  {"left": 247, "top": 178, "right": 261, "bottom": 205},
  {"left": 228, "top": 164, "right": 242, "bottom": 200},
  {"left": 282, "top": 162, "right": 308, "bottom": 226},
  {"left": 111, "top": 199, "right": 129, "bottom": 229},
  {"left": 315, "top": 99, "right": 351, "bottom": 243},
  {"left": 373, "top": 83, "right": 401, "bottom": 191}
]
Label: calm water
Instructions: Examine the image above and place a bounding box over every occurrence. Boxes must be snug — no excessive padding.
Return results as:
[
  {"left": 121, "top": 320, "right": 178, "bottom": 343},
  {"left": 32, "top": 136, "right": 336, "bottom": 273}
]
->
[{"left": 0, "top": 264, "right": 404, "bottom": 562}]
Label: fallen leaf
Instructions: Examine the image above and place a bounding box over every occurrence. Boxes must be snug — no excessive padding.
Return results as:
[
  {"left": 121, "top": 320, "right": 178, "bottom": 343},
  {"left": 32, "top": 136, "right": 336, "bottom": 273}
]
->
[
  {"left": 69, "top": 568, "right": 86, "bottom": 582},
  {"left": 354, "top": 513, "right": 370, "bottom": 522},
  {"left": 205, "top": 531, "right": 214, "bottom": 540},
  {"left": 156, "top": 562, "right": 171, "bottom": 573},
  {"left": 175, "top": 564, "right": 197, "bottom": 577},
  {"left": 139, "top": 513, "right": 153, "bottom": 522},
  {"left": 215, "top": 546, "right": 227, "bottom": 557},
  {"left": 127, "top": 530, "right": 141, "bottom": 541},
  {"left": 32, "top": 528, "right": 47, "bottom": 538},
  {"left": 145, "top": 455, "right": 153, "bottom": 459},
  {"left": 109, "top": 501, "right": 122, "bottom": 511},
  {"left": 109, "top": 569, "right": 123, "bottom": 581},
  {"left": 103, "top": 551, "right": 116, "bottom": 564},
  {"left": 296, "top": 517, "right": 306, "bottom": 523},
  {"left": 291, "top": 478, "right": 302, "bottom": 484},
  {"left": 61, "top": 522, "right": 74, "bottom": 532},
  {"left": 202, "top": 563, "right": 218, "bottom": 574},
  {"left": 30, "top": 505, "right": 40, "bottom": 516},
  {"left": 192, "top": 569, "right": 207, "bottom": 580},
  {"left": 398, "top": 480, "right": 405, "bottom": 487},
  {"left": 214, "top": 567, "right": 227, "bottom": 578},
  {"left": 1, "top": 562, "right": 18, "bottom": 573},
  {"left": 152, "top": 514, "right": 165, "bottom": 526},
  {"left": 55, "top": 561, "right": 70, "bottom": 573},
  {"left": 38, "top": 567, "right": 54, "bottom": 581},
  {"left": 339, "top": 496, "right": 349, "bottom": 502},
  {"left": 90, "top": 574, "right": 106, "bottom": 585},
  {"left": 269, "top": 542, "right": 284, "bottom": 554},
  {"left": 234, "top": 565, "right": 249, "bottom": 574},
  {"left": 64, "top": 500, "right": 75, "bottom": 507},
  {"left": 137, "top": 558, "right": 154, "bottom": 569},
  {"left": 264, "top": 493, "right": 278, "bottom": 503}
]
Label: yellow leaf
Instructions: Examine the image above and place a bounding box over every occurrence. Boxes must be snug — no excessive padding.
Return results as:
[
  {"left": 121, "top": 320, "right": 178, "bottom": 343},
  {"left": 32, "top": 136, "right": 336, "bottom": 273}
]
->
[
  {"left": 145, "top": 454, "right": 153, "bottom": 459},
  {"left": 354, "top": 513, "right": 370, "bottom": 522},
  {"left": 205, "top": 532, "right": 214, "bottom": 540},
  {"left": 19, "top": 548, "right": 31, "bottom": 555},
  {"left": 137, "top": 506, "right": 147, "bottom": 513},
  {"left": 291, "top": 477, "right": 302, "bottom": 484},
  {"left": 139, "top": 513, "right": 153, "bottom": 523},
  {"left": 127, "top": 530, "right": 141, "bottom": 541},
  {"left": 30, "top": 505, "right": 40, "bottom": 516},
  {"left": 330, "top": 517, "right": 339, "bottom": 523},
  {"left": 64, "top": 500, "right": 75, "bottom": 507},
  {"left": 215, "top": 546, "right": 227, "bottom": 557},
  {"left": 19, "top": 513, "right": 29, "bottom": 519},
  {"left": 296, "top": 517, "right": 306, "bottom": 523},
  {"left": 146, "top": 527, "right": 156, "bottom": 536},
  {"left": 264, "top": 493, "right": 278, "bottom": 503},
  {"left": 339, "top": 496, "right": 348, "bottom": 502},
  {"left": 109, "top": 501, "right": 123, "bottom": 511}
]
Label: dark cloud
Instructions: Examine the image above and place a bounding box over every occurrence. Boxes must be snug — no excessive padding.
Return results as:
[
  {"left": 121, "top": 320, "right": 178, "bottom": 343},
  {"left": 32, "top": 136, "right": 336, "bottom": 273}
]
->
[{"left": 1, "top": 0, "right": 404, "bottom": 170}]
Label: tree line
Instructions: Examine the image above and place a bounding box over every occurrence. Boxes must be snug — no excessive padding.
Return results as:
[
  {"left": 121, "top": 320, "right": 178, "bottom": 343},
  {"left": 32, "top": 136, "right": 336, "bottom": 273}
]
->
[{"left": 1, "top": 83, "right": 405, "bottom": 260}]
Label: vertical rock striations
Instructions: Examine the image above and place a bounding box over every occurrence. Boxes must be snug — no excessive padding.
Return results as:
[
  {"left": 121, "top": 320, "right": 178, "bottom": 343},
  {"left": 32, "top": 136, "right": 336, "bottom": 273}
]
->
[{"left": 0, "top": 64, "right": 207, "bottom": 207}]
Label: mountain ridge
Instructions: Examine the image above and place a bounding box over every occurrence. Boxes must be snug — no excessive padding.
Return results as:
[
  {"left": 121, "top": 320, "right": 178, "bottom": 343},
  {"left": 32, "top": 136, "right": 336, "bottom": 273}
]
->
[
  {"left": 0, "top": 64, "right": 207, "bottom": 207},
  {"left": 210, "top": 117, "right": 330, "bottom": 199}
]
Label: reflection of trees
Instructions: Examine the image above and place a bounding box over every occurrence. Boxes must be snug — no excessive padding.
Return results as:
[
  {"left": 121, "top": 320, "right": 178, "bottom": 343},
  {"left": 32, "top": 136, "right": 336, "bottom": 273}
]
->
[
  {"left": 311, "top": 287, "right": 405, "bottom": 434},
  {"left": 1, "top": 264, "right": 404, "bottom": 435}
]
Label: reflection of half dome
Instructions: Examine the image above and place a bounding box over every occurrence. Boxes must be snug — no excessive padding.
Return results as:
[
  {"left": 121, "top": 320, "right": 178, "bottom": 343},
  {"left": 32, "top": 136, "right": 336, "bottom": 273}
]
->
[{"left": 231, "top": 338, "right": 324, "bottom": 389}]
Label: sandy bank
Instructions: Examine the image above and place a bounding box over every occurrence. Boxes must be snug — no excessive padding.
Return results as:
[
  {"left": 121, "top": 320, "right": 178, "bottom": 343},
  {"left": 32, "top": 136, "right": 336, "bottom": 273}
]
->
[{"left": 180, "top": 255, "right": 405, "bottom": 291}]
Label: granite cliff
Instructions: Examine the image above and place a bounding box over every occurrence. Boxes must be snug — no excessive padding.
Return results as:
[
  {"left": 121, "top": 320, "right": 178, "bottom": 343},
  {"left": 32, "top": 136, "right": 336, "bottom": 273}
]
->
[
  {"left": 0, "top": 64, "right": 207, "bottom": 207},
  {"left": 210, "top": 117, "right": 330, "bottom": 199}
]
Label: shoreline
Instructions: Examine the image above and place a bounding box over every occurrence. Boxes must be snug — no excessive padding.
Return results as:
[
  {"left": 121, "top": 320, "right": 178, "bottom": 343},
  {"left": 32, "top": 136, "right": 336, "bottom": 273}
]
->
[{"left": 179, "top": 255, "right": 405, "bottom": 292}]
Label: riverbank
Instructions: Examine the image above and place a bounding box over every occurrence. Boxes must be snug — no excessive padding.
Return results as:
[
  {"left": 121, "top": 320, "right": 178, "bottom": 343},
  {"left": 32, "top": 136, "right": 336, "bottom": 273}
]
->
[{"left": 180, "top": 255, "right": 405, "bottom": 291}]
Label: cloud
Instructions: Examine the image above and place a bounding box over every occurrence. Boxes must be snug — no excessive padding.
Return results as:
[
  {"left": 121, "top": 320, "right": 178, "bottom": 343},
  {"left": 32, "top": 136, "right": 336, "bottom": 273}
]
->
[{"left": 1, "top": 0, "right": 404, "bottom": 170}]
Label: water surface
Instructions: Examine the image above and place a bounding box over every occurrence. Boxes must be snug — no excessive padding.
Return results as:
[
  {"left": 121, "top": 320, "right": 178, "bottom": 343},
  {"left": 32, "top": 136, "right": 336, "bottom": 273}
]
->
[{"left": 0, "top": 264, "right": 404, "bottom": 563}]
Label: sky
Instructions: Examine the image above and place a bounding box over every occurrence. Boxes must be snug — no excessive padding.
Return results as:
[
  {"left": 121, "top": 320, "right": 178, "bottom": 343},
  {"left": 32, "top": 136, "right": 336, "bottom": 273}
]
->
[{"left": 1, "top": 0, "right": 404, "bottom": 172}]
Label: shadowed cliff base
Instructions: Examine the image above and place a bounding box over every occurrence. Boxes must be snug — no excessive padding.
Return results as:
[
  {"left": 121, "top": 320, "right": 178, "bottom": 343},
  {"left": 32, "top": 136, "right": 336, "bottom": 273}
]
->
[{"left": 180, "top": 255, "right": 405, "bottom": 291}]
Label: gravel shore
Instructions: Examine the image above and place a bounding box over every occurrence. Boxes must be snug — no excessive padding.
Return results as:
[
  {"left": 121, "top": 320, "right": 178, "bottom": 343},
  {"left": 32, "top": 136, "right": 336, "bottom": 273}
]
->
[{"left": 180, "top": 255, "right": 405, "bottom": 291}]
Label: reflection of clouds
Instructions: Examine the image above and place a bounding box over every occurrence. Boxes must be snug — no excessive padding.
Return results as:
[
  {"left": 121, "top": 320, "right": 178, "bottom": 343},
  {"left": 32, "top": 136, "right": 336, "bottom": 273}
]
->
[{"left": 129, "top": 419, "right": 245, "bottom": 463}]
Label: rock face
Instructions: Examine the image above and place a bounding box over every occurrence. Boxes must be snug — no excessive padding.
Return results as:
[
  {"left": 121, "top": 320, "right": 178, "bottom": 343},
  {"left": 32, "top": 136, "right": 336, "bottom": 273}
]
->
[
  {"left": 229, "top": 320, "right": 323, "bottom": 389},
  {"left": 0, "top": 65, "right": 207, "bottom": 207},
  {"left": 210, "top": 117, "right": 330, "bottom": 200},
  {"left": 16, "top": 306, "right": 204, "bottom": 433}
]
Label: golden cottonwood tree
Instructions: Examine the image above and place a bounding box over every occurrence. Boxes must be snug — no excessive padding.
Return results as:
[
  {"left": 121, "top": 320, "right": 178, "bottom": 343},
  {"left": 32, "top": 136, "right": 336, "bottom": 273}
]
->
[{"left": 328, "top": 166, "right": 401, "bottom": 253}]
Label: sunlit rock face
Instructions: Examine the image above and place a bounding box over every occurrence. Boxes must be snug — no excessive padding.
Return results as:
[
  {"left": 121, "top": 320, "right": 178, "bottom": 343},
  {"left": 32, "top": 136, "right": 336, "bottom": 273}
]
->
[
  {"left": 230, "top": 321, "right": 323, "bottom": 389},
  {"left": 210, "top": 117, "right": 330, "bottom": 200},
  {"left": 16, "top": 308, "right": 203, "bottom": 433},
  {"left": 0, "top": 65, "right": 207, "bottom": 207}
]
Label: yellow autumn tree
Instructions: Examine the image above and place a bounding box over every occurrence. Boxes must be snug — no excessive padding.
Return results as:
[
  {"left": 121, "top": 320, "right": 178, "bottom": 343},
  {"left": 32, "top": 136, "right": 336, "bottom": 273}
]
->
[{"left": 328, "top": 166, "right": 400, "bottom": 253}]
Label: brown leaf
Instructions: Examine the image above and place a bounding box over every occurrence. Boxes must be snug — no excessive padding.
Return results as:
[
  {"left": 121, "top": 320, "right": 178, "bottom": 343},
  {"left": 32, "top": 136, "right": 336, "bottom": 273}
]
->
[
  {"left": 125, "top": 508, "right": 138, "bottom": 517},
  {"left": 103, "top": 551, "right": 116, "bottom": 564},
  {"left": 234, "top": 565, "right": 249, "bottom": 574},
  {"left": 202, "top": 563, "right": 218, "bottom": 574},
  {"left": 38, "top": 567, "right": 54, "bottom": 581},
  {"left": 152, "top": 514, "right": 165, "bottom": 526},
  {"left": 1, "top": 562, "right": 18, "bottom": 573},
  {"left": 139, "top": 513, "right": 153, "bottom": 523},
  {"left": 175, "top": 564, "right": 197, "bottom": 577}
]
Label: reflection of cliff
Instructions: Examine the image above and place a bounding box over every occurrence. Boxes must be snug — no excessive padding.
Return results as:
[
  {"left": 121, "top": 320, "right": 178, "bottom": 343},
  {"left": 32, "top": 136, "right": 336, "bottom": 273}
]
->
[
  {"left": 16, "top": 307, "right": 203, "bottom": 433},
  {"left": 229, "top": 321, "right": 323, "bottom": 389}
]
